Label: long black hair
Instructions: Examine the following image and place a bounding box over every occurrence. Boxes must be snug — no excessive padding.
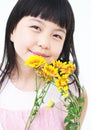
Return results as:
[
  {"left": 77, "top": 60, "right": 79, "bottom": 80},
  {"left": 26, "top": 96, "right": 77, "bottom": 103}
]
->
[{"left": 0, "top": 0, "right": 79, "bottom": 89}]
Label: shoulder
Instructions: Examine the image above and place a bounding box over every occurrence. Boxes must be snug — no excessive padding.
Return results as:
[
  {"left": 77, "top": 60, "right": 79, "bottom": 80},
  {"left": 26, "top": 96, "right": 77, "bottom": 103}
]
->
[
  {"left": 0, "top": 69, "right": 2, "bottom": 80},
  {"left": 0, "top": 76, "right": 9, "bottom": 93},
  {"left": 0, "top": 68, "right": 2, "bottom": 73}
]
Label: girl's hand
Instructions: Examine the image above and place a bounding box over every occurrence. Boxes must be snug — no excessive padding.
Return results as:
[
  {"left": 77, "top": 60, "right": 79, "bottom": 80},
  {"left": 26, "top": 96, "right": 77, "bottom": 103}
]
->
[{"left": 79, "top": 88, "right": 88, "bottom": 129}]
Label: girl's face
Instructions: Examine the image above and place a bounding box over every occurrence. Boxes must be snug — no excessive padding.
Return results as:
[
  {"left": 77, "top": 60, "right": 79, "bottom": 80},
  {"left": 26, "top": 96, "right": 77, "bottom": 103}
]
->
[{"left": 10, "top": 16, "right": 66, "bottom": 64}]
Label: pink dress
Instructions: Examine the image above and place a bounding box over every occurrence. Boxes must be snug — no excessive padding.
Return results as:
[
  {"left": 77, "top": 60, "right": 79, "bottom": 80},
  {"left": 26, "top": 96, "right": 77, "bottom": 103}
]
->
[{"left": 0, "top": 79, "right": 66, "bottom": 130}]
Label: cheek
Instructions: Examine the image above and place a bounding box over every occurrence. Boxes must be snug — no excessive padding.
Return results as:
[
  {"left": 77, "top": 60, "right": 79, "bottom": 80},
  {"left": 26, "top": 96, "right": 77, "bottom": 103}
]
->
[
  {"left": 11, "top": 27, "right": 35, "bottom": 47},
  {"left": 51, "top": 44, "right": 64, "bottom": 60},
  {"left": 13, "top": 32, "right": 36, "bottom": 50},
  {"left": 13, "top": 34, "right": 38, "bottom": 61}
]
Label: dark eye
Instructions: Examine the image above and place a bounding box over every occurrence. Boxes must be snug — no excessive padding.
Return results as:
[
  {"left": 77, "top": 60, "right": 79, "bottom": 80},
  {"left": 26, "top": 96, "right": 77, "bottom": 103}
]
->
[
  {"left": 53, "top": 34, "right": 62, "bottom": 40},
  {"left": 31, "top": 25, "right": 41, "bottom": 31}
]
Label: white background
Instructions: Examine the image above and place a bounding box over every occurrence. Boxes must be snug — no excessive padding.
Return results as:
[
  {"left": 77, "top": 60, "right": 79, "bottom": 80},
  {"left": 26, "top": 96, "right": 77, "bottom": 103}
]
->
[{"left": 0, "top": 0, "right": 91, "bottom": 129}]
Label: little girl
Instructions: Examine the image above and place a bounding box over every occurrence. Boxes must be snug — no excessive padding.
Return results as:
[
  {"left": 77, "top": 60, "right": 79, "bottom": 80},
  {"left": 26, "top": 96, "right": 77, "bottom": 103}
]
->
[{"left": 0, "top": 0, "right": 87, "bottom": 130}]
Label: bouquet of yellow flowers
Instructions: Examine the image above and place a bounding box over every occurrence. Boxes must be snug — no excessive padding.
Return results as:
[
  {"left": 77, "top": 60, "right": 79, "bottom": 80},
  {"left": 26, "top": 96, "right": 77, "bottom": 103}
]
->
[{"left": 24, "top": 55, "right": 84, "bottom": 130}]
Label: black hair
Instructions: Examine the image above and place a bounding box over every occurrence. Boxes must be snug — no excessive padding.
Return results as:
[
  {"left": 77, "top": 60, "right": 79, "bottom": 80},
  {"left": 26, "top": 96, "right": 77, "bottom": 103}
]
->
[{"left": 0, "top": 0, "right": 79, "bottom": 91}]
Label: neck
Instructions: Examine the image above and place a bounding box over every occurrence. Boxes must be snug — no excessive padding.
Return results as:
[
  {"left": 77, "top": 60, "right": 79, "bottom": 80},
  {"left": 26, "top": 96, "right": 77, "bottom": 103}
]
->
[{"left": 10, "top": 65, "right": 37, "bottom": 92}]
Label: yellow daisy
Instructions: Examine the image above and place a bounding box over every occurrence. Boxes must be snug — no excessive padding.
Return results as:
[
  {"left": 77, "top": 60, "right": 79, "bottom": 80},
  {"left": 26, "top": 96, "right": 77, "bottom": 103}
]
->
[{"left": 25, "top": 55, "right": 46, "bottom": 69}]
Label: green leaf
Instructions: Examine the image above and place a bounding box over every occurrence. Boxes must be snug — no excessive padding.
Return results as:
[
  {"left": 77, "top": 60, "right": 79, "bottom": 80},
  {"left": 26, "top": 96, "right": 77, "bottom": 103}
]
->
[
  {"left": 65, "top": 122, "right": 79, "bottom": 130},
  {"left": 35, "top": 102, "right": 40, "bottom": 107},
  {"left": 64, "top": 115, "right": 74, "bottom": 123},
  {"left": 77, "top": 97, "right": 84, "bottom": 103}
]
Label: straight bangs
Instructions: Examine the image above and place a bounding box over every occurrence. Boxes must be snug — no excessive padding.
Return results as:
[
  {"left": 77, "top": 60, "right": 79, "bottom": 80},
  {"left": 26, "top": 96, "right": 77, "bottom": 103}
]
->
[{"left": 16, "top": 0, "right": 74, "bottom": 32}]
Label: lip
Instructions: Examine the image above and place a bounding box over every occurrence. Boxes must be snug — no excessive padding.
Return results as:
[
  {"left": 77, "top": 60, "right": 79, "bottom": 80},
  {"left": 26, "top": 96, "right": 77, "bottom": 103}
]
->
[{"left": 30, "top": 50, "right": 49, "bottom": 58}]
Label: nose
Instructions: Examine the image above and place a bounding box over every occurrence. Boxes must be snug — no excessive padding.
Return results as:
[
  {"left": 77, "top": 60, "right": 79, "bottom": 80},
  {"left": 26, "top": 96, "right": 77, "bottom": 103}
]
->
[{"left": 37, "top": 34, "right": 50, "bottom": 49}]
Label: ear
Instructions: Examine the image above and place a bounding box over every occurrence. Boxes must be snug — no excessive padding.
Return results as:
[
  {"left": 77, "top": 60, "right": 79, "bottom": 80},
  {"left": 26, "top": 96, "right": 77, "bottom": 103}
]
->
[
  {"left": 10, "top": 28, "right": 16, "bottom": 42},
  {"left": 10, "top": 32, "right": 14, "bottom": 42}
]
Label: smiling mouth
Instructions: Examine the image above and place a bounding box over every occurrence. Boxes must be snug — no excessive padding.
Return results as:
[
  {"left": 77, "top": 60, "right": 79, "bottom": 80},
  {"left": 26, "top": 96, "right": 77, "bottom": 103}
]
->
[{"left": 29, "top": 50, "right": 49, "bottom": 58}]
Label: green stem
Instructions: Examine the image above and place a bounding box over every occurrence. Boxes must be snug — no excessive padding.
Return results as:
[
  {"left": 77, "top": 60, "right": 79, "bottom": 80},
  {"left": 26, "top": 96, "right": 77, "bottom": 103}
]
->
[
  {"left": 24, "top": 74, "right": 39, "bottom": 130},
  {"left": 72, "top": 73, "right": 81, "bottom": 90},
  {"left": 55, "top": 106, "right": 68, "bottom": 113},
  {"left": 24, "top": 81, "right": 51, "bottom": 130}
]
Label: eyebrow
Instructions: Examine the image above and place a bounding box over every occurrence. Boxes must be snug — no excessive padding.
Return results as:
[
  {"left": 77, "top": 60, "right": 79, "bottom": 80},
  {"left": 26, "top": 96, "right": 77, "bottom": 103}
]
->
[
  {"left": 29, "top": 18, "right": 66, "bottom": 34},
  {"left": 54, "top": 28, "right": 66, "bottom": 34}
]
